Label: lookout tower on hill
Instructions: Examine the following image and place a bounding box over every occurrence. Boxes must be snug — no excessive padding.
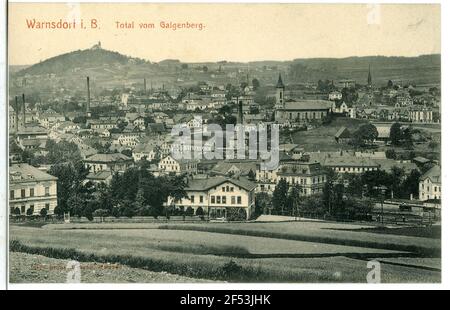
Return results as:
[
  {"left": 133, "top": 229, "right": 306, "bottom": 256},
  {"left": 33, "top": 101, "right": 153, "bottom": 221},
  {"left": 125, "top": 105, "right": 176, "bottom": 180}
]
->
[{"left": 91, "top": 41, "right": 102, "bottom": 50}]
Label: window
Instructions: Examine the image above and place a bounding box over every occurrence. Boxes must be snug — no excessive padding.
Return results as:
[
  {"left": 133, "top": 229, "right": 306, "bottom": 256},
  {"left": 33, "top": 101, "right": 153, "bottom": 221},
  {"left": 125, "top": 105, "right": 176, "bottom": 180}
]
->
[
  {"left": 231, "top": 197, "right": 236, "bottom": 204},
  {"left": 222, "top": 187, "right": 225, "bottom": 192},
  {"left": 29, "top": 205, "right": 34, "bottom": 214},
  {"left": 190, "top": 195, "right": 195, "bottom": 203},
  {"left": 45, "top": 187, "right": 50, "bottom": 196},
  {"left": 21, "top": 189, "right": 26, "bottom": 198},
  {"left": 230, "top": 187, "right": 234, "bottom": 192},
  {"left": 216, "top": 196, "right": 221, "bottom": 204},
  {"left": 45, "top": 204, "right": 50, "bottom": 210},
  {"left": 199, "top": 196, "right": 204, "bottom": 203},
  {"left": 30, "top": 188, "right": 34, "bottom": 197},
  {"left": 10, "top": 190, "right": 14, "bottom": 199},
  {"left": 211, "top": 196, "right": 215, "bottom": 204},
  {"left": 222, "top": 196, "right": 226, "bottom": 204},
  {"left": 21, "top": 205, "right": 25, "bottom": 214},
  {"left": 237, "top": 196, "right": 242, "bottom": 204}
]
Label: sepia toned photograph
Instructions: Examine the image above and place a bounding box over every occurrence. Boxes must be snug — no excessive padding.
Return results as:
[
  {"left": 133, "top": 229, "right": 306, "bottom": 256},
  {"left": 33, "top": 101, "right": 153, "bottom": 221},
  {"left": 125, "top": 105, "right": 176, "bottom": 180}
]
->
[{"left": 6, "top": 2, "right": 442, "bottom": 286}]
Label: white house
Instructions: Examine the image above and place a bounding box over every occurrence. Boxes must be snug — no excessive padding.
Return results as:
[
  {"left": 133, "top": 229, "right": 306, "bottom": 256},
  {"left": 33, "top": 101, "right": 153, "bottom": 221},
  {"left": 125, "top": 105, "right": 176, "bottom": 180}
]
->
[
  {"left": 419, "top": 165, "right": 441, "bottom": 201},
  {"left": 169, "top": 176, "right": 257, "bottom": 220},
  {"left": 158, "top": 155, "right": 197, "bottom": 175}
]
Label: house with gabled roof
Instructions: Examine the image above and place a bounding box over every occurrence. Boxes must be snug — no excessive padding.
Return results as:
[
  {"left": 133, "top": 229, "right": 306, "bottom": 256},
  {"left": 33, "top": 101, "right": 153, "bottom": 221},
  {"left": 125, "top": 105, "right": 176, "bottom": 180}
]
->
[
  {"left": 419, "top": 165, "right": 441, "bottom": 202},
  {"left": 168, "top": 176, "right": 257, "bottom": 220}
]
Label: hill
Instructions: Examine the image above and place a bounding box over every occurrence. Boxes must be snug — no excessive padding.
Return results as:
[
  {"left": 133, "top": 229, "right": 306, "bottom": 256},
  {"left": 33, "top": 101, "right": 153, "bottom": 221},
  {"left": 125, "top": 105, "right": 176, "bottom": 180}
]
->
[
  {"left": 288, "top": 55, "right": 441, "bottom": 86},
  {"left": 15, "top": 46, "right": 150, "bottom": 77}
]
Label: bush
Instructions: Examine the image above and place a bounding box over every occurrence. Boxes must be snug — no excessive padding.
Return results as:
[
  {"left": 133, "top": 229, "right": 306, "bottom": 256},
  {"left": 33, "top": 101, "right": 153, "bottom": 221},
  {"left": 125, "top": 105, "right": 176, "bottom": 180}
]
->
[
  {"left": 195, "top": 207, "right": 204, "bottom": 220},
  {"left": 185, "top": 206, "right": 194, "bottom": 216},
  {"left": 40, "top": 208, "right": 48, "bottom": 217},
  {"left": 216, "top": 260, "right": 243, "bottom": 278}
]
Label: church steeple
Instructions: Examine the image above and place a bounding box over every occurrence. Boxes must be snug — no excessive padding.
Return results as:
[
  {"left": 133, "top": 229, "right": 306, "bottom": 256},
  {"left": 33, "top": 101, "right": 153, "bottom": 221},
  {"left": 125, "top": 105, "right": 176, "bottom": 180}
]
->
[
  {"left": 367, "top": 65, "right": 372, "bottom": 86},
  {"left": 275, "top": 73, "right": 285, "bottom": 109},
  {"left": 276, "top": 73, "right": 285, "bottom": 89}
]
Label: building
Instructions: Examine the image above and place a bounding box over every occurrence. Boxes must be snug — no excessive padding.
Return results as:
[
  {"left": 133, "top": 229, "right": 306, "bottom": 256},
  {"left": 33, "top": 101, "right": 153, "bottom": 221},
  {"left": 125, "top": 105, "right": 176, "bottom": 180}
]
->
[
  {"left": 84, "top": 153, "right": 134, "bottom": 173},
  {"left": 274, "top": 75, "right": 332, "bottom": 126},
  {"left": 38, "top": 109, "right": 65, "bottom": 128},
  {"left": 276, "top": 161, "right": 327, "bottom": 196},
  {"left": 9, "top": 163, "right": 58, "bottom": 215},
  {"left": 169, "top": 176, "right": 257, "bottom": 220},
  {"left": 132, "top": 143, "right": 159, "bottom": 162},
  {"left": 328, "top": 91, "right": 342, "bottom": 101},
  {"left": 85, "top": 170, "right": 113, "bottom": 185},
  {"left": 419, "top": 165, "right": 441, "bottom": 201},
  {"left": 158, "top": 155, "right": 198, "bottom": 175},
  {"left": 409, "top": 106, "right": 434, "bottom": 123},
  {"left": 323, "top": 156, "right": 379, "bottom": 174}
]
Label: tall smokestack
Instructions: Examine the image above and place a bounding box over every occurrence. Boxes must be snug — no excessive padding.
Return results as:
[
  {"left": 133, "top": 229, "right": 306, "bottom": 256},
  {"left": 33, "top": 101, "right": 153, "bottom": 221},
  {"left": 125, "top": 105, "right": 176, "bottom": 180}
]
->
[
  {"left": 22, "top": 94, "right": 26, "bottom": 127},
  {"left": 144, "top": 78, "right": 147, "bottom": 94},
  {"left": 15, "top": 96, "right": 19, "bottom": 132},
  {"left": 238, "top": 98, "right": 243, "bottom": 125},
  {"left": 86, "top": 76, "right": 91, "bottom": 116}
]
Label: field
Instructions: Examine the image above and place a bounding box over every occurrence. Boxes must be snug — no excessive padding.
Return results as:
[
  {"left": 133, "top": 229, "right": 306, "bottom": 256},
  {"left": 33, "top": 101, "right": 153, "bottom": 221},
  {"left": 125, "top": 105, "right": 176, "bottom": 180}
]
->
[
  {"left": 9, "top": 221, "right": 441, "bottom": 283},
  {"left": 289, "top": 117, "right": 369, "bottom": 151}
]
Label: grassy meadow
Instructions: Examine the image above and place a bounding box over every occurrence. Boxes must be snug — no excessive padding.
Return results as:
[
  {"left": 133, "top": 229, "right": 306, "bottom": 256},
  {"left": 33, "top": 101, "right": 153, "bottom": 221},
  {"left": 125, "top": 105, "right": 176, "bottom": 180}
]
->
[{"left": 9, "top": 220, "right": 441, "bottom": 283}]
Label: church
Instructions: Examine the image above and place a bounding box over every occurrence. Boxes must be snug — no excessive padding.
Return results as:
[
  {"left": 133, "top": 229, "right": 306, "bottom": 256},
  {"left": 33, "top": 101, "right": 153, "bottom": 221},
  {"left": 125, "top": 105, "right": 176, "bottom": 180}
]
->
[{"left": 274, "top": 74, "right": 332, "bottom": 127}]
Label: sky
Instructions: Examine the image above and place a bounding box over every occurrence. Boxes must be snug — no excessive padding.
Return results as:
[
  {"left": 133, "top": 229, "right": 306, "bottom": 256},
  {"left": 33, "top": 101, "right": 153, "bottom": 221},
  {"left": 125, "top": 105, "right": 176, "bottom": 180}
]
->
[{"left": 8, "top": 3, "right": 441, "bottom": 65}]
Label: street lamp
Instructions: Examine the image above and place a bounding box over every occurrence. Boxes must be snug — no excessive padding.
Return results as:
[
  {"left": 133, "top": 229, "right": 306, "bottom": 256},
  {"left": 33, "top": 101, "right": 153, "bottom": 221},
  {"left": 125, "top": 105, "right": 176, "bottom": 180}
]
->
[{"left": 374, "top": 185, "right": 387, "bottom": 225}]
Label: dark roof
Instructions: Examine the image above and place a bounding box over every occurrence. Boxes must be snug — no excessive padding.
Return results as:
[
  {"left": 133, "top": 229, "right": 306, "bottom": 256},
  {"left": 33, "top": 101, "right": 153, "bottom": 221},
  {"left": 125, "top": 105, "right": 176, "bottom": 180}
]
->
[
  {"left": 283, "top": 100, "right": 332, "bottom": 111},
  {"left": 86, "top": 171, "right": 113, "bottom": 181},
  {"left": 278, "top": 162, "right": 324, "bottom": 176},
  {"left": 324, "top": 157, "right": 378, "bottom": 168},
  {"left": 186, "top": 176, "right": 256, "bottom": 192},
  {"left": 420, "top": 165, "right": 440, "bottom": 183},
  {"left": 10, "top": 163, "right": 57, "bottom": 183},
  {"left": 85, "top": 153, "right": 132, "bottom": 163}
]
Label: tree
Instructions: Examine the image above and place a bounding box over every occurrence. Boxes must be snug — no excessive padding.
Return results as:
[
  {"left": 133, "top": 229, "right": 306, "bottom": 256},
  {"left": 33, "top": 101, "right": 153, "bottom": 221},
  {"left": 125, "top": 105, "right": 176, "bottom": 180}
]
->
[
  {"left": 286, "top": 184, "right": 302, "bottom": 216},
  {"left": 40, "top": 208, "right": 48, "bottom": 218},
  {"left": 26, "top": 208, "right": 34, "bottom": 216},
  {"left": 255, "top": 192, "right": 271, "bottom": 215},
  {"left": 195, "top": 207, "right": 205, "bottom": 220},
  {"left": 400, "top": 169, "right": 421, "bottom": 199},
  {"left": 390, "top": 122, "right": 403, "bottom": 146},
  {"left": 251, "top": 78, "right": 260, "bottom": 90},
  {"left": 44, "top": 140, "right": 82, "bottom": 164},
  {"left": 358, "top": 124, "right": 378, "bottom": 145},
  {"left": 185, "top": 206, "right": 194, "bottom": 216},
  {"left": 272, "top": 179, "right": 289, "bottom": 215},
  {"left": 248, "top": 169, "right": 256, "bottom": 181},
  {"left": 49, "top": 161, "right": 90, "bottom": 216},
  {"left": 386, "top": 149, "right": 397, "bottom": 159},
  {"left": 429, "top": 141, "right": 439, "bottom": 151}
]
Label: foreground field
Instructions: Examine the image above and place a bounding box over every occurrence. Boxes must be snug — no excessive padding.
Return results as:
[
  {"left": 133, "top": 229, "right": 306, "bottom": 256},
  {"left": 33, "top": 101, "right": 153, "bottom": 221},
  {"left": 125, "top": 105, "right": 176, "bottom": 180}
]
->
[
  {"left": 9, "top": 221, "right": 441, "bottom": 283},
  {"left": 10, "top": 252, "right": 211, "bottom": 283}
]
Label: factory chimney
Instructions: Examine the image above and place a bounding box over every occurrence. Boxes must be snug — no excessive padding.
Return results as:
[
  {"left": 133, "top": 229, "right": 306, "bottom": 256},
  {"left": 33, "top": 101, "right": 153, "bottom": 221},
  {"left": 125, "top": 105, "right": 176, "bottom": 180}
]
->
[
  {"left": 22, "top": 94, "right": 26, "bottom": 128},
  {"left": 144, "top": 78, "right": 147, "bottom": 94},
  {"left": 15, "top": 96, "right": 19, "bottom": 133},
  {"left": 238, "top": 98, "right": 244, "bottom": 125},
  {"left": 86, "top": 77, "right": 91, "bottom": 117}
]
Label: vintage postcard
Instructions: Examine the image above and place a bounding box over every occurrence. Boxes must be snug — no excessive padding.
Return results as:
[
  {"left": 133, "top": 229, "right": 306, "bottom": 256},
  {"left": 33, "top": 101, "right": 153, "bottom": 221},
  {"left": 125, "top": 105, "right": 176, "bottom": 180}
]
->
[{"left": 6, "top": 1, "right": 442, "bottom": 287}]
